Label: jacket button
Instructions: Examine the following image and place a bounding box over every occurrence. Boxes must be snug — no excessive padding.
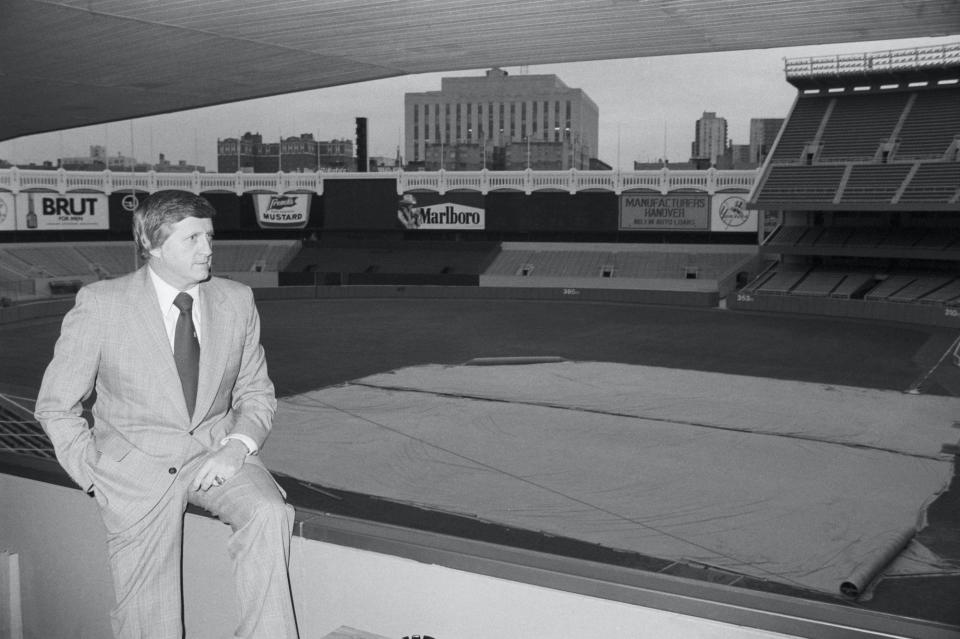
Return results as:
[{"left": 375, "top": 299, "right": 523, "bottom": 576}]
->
[{"left": 168, "top": 467, "right": 177, "bottom": 475}]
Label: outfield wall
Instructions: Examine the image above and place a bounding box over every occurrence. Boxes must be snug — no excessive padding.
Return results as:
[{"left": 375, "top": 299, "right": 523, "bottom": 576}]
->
[
  {"left": 254, "top": 284, "right": 720, "bottom": 307},
  {"left": 0, "top": 179, "right": 756, "bottom": 244},
  {"left": 728, "top": 291, "right": 960, "bottom": 328},
  {"left": 9, "top": 283, "right": 960, "bottom": 327}
]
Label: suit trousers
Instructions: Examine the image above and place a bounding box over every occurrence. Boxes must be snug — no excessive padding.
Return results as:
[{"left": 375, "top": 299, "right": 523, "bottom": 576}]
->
[{"left": 103, "top": 456, "right": 299, "bottom": 639}]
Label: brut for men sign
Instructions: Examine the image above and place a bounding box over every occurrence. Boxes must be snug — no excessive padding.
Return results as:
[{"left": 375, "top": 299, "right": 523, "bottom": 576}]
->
[
  {"left": 619, "top": 194, "right": 709, "bottom": 231},
  {"left": 15, "top": 193, "right": 110, "bottom": 230},
  {"left": 253, "top": 193, "right": 311, "bottom": 228}
]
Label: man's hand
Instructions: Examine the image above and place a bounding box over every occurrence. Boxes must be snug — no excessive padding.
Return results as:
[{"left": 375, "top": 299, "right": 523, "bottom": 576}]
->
[{"left": 193, "top": 438, "right": 248, "bottom": 491}]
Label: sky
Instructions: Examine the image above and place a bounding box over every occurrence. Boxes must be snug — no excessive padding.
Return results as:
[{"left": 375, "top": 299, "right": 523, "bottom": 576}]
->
[{"left": 1, "top": 35, "right": 957, "bottom": 171}]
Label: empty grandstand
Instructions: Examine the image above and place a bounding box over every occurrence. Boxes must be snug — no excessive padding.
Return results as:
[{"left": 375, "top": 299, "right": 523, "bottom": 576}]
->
[
  {"left": 0, "top": 163, "right": 763, "bottom": 308},
  {"left": 0, "top": 240, "right": 301, "bottom": 299},
  {"left": 735, "top": 45, "right": 960, "bottom": 327},
  {"left": 482, "top": 242, "right": 756, "bottom": 297}
]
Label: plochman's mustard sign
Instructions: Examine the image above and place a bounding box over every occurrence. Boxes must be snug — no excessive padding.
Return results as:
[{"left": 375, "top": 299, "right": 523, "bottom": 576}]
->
[
  {"left": 253, "top": 194, "right": 311, "bottom": 228},
  {"left": 619, "top": 194, "right": 710, "bottom": 231}
]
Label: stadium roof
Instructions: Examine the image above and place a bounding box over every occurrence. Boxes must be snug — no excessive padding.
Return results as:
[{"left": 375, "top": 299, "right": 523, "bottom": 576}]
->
[{"left": 3, "top": 0, "right": 960, "bottom": 142}]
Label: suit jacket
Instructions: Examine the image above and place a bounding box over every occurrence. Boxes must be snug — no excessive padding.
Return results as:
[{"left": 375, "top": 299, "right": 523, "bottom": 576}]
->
[{"left": 35, "top": 266, "right": 277, "bottom": 532}]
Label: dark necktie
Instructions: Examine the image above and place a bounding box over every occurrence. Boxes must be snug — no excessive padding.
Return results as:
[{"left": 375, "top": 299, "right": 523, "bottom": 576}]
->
[{"left": 173, "top": 292, "right": 200, "bottom": 417}]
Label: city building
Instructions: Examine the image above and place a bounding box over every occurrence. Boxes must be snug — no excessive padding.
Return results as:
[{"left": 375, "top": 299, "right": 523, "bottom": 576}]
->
[
  {"left": 749, "top": 117, "right": 785, "bottom": 166},
  {"left": 691, "top": 111, "right": 728, "bottom": 167},
  {"left": 725, "top": 143, "right": 752, "bottom": 169},
  {"left": 404, "top": 68, "right": 600, "bottom": 171},
  {"left": 217, "top": 132, "right": 354, "bottom": 173},
  {"left": 633, "top": 159, "right": 698, "bottom": 170},
  {"left": 57, "top": 145, "right": 204, "bottom": 172},
  {"left": 60, "top": 145, "right": 108, "bottom": 171},
  {"left": 154, "top": 153, "right": 204, "bottom": 173},
  {"left": 369, "top": 155, "right": 401, "bottom": 172}
]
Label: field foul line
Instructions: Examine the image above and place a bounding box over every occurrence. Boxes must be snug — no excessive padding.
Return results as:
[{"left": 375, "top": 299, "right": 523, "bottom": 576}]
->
[{"left": 906, "top": 333, "right": 960, "bottom": 395}]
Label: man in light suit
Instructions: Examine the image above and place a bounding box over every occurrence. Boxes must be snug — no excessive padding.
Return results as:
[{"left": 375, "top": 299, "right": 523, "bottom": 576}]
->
[{"left": 35, "top": 190, "right": 299, "bottom": 639}]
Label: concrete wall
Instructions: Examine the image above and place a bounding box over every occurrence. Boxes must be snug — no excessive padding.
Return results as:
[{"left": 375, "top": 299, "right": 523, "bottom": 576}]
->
[
  {"left": 728, "top": 292, "right": 960, "bottom": 328},
  {"left": 1, "top": 471, "right": 814, "bottom": 639}
]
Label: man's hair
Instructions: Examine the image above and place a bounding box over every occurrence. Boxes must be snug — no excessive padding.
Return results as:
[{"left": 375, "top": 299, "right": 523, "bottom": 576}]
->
[{"left": 133, "top": 190, "right": 216, "bottom": 260}]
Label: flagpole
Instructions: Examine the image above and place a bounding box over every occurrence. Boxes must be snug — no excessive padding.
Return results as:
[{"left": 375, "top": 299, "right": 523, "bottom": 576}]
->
[{"left": 481, "top": 125, "right": 486, "bottom": 170}]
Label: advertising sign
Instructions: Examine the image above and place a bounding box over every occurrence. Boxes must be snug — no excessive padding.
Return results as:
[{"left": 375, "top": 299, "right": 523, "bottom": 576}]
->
[
  {"left": 0, "top": 193, "right": 15, "bottom": 231},
  {"left": 120, "top": 192, "right": 141, "bottom": 212},
  {"left": 619, "top": 194, "right": 709, "bottom": 231},
  {"left": 253, "top": 193, "right": 311, "bottom": 228},
  {"left": 398, "top": 194, "right": 485, "bottom": 230},
  {"left": 16, "top": 193, "right": 110, "bottom": 230},
  {"left": 710, "top": 193, "right": 757, "bottom": 232}
]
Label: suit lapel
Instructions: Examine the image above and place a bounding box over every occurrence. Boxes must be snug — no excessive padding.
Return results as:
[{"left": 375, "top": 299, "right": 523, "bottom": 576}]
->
[
  {"left": 193, "top": 279, "right": 231, "bottom": 426},
  {"left": 128, "top": 266, "right": 192, "bottom": 423}
]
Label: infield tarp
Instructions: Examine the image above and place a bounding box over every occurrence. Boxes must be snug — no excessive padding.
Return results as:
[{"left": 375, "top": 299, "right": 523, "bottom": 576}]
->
[{"left": 263, "top": 361, "right": 959, "bottom": 595}]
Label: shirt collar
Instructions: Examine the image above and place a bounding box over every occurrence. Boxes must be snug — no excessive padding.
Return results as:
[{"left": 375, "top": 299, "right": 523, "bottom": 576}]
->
[{"left": 148, "top": 265, "right": 200, "bottom": 313}]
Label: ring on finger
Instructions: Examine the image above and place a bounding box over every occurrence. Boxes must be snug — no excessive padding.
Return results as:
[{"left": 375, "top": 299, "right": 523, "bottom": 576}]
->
[{"left": 213, "top": 476, "right": 225, "bottom": 487}]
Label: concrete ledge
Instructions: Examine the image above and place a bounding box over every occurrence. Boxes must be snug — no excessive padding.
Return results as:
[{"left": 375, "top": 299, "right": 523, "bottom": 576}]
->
[{"left": 3, "top": 455, "right": 957, "bottom": 639}]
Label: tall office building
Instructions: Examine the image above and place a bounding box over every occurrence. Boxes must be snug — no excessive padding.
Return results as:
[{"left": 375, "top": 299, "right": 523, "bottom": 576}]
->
[
  {"left": 691, "top": 111, "right": 728, "bottom": 167},
  {"left": 404, "top": 68, "right": 599, "bottom": 170},
  {"left": 749, "top": 118, "right": 784, "bottom": 166}
]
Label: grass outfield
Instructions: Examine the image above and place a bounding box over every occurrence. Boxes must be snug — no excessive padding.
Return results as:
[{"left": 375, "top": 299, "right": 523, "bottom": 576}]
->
[
  {"left": 5, "top": 297, "right": 958, "bottom": 397},
  {"left": 251, "top": 298, "right": 960, "bottom": 398}
]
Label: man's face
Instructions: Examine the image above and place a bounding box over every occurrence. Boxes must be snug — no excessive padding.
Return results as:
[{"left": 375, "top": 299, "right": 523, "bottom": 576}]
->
[{"left": 148, "top": 216, "right": 214, "bottom": 290}]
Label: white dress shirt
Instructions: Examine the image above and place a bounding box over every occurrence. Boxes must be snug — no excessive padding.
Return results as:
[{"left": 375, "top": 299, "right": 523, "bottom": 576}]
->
[{"left": 148, "top": 266, "right": 257, "bottom": 456}]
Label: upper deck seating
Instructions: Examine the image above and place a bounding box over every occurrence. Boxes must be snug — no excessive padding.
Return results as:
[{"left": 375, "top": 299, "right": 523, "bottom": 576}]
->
[
  {"left": 819, "top": 92, "right": 909, "bottom": 161},
  {"left": 770, "top": 96, "right": 830, "bottom": 163},
  {"left": 839, "top": 164, "right": 912, "bottom": 204},
  {"left": 754, "top": 165, "right": 846, "bottom": 206},
  {"left": 899, "top": 162, "right": 960, "bottom": 203},
  {"left": 896, "top": 89, "right": 960, "bottom": 159}
]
